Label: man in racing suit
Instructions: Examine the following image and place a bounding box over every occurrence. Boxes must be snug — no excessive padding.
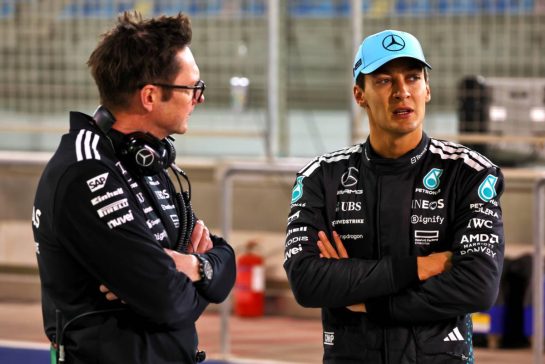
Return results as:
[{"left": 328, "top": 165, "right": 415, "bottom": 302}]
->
[
  {"left": 283, "top": 29, "right": 504, "bottom": 363},
  {"left": 32, "top": 12, "right": 235, "bottom": 363}
]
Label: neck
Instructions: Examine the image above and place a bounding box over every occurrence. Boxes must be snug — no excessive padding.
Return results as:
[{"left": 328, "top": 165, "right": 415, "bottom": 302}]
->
[{"left": 369, "top": 131, "right": 422, "bottom": 159}]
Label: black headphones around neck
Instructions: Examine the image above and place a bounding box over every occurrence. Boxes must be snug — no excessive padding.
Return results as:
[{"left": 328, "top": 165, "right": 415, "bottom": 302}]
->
[{"left": 92, "top": 105, "right": 176, "bottom": 176}]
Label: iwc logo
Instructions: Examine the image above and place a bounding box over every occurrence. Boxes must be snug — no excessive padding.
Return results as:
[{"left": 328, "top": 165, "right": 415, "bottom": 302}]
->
[
  {"left": 423, "top": 168, "right": 443, "bottom": 190},
  {"left": 291, "top": 176, "right": 304, "bottom": 203},
  {"left": 478, "top": 174, "right": 498, "bottom": 202},
  {"left": 382, "top": 34, "right": 405, "bottom": 51}
]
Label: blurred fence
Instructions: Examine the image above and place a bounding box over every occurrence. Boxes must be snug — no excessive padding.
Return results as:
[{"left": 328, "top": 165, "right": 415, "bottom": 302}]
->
[{"left": 0, "top": 0, "right": 544, "bottom": 158}]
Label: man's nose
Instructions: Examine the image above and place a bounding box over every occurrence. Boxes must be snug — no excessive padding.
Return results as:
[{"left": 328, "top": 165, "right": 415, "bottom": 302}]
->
[{"left": 393, "top": 82, "right": 410, "bottom": 100}]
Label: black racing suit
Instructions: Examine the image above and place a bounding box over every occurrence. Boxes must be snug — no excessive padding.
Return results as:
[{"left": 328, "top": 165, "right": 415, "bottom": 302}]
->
[
  {"left": 32, "top": 112, "right": 236, "bottom": 363},
  {"left": 284, "top": 133, "right": 504, "bottom": 363}
]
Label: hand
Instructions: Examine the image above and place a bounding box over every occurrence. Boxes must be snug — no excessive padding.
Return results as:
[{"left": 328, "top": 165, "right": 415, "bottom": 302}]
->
[
  {"left": 317, "top": 231, "right": 366, "bottom": 312},
  {"left": 99, "top": 284, "right": 125, "bottom": 303},
  {"left": 187, "top": 220, "right": 213, "bottom": 254},
  {"left": 317, "top": 231, "right": 348, "bottom": 259},
  {"left": 164, "top": 248, "right": 200, "bottom": 282},
  {"left": 417, "top": 251, "right": 453, "bottom": 281}
]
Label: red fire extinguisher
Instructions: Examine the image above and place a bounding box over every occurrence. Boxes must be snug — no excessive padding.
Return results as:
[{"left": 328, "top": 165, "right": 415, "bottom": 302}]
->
[{"left": 235, "top": 241, "right": 265, "bottom": 317}]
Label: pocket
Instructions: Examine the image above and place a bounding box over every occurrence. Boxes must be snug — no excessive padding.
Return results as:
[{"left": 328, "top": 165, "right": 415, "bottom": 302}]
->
[
  {"left": 414, "top": 316, "right": 473, "bottom": 363},
  {"left": 322, "top": 309, "right": 382, "bottom": 363}
]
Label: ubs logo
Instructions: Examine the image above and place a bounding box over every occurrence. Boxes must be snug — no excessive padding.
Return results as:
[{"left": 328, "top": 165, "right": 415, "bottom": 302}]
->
[
  {"left": 382, "top": 34, "right": 405, "bottom": 52},
  {"left": 341, "top": 167, "right": 358, "bottom": 187},
  {"left": 136, "top": 148, "right": 155, "bottom": 167}
]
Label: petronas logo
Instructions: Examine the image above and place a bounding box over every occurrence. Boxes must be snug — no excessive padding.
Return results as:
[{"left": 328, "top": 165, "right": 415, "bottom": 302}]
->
[
  {"left": 291, "top": 176, "right": 304, "bottom": 203},
  {"left": 478, "top": 174, "right": 498, "bottom": 202},
  {"left": 423, "top": 168, "right": 443, "bottom": 190}
]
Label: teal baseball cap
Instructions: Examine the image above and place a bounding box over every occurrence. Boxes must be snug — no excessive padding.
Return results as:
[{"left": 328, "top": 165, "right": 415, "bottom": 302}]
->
[{"left": 352, "top": 29, "right": 431, "bottom": 82}]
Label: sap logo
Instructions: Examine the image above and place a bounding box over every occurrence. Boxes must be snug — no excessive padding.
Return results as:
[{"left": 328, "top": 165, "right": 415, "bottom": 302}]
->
[
  {"left": 284, "top": 244, "right": 302, "bottom": 262},
  {"left": 130, "top": 182, "right": 138, "bottom": 189},
  {"left": 286, "top": 235, "right": 308, "bottom": 247},
  {"left": 107, "top": 210, "right": 134, "bottom": 229},
  {"left": 87, "top": 172, "right": 109, "bottom": 192},
  {"left": 287, "top": 211, "right": 300, "bottom": 225},
  {"left": 32, "top": 206, "right": 41, "bottom": 228},
  {"left": 467, "top": 218, "right": 493, "bottom": 229},
  {"left": 411, "top": 199, "right": 444, "bottom": 210},
  {"left": 336, "top": 201, "right": 362, "bottom": 212},
  {"left": 461, "top": 233, "right": 499, "bottom": 244}
]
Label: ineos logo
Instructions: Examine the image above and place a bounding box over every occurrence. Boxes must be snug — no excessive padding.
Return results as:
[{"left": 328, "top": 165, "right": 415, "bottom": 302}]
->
[
  {"left": 136, "top": 148, "right": 155, "bottom": 167},
  {"left": 382, "top": 34, "right": 405, "bottom": 51},
  {"left": 341, "top": 167, "right": 358, "bottom": 187}
]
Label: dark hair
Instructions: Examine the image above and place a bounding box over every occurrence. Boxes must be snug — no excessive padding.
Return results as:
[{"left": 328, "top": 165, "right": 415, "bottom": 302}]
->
[
  {"left": 87, "top": 11, "right": 192, "bottom": 109},
  {"left": 355, "top": 60, "right": 429, "bottom": 90}
]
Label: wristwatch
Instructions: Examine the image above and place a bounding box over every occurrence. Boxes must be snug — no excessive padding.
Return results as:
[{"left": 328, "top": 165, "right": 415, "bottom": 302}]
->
[{"left": 193, "top": 254, "right": 213, "bottom": 284}]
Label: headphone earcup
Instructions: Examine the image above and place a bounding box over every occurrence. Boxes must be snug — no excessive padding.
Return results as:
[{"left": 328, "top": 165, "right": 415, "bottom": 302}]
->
[{"left": 118, "top": 132, "right": 173, "bottom": 176}]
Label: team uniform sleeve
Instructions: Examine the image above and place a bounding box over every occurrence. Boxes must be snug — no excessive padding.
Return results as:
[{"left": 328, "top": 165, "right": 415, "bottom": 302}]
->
[
  {"left": 54, "top": 161, "right": 208, "bottom": 328},
  {"left": 196, "top": 234, "right": 236, "bottom": 303},
  {"left": 283, "top": 165, "right": 419, "bottom": 308},
  {"left": 366, "top": 167, "right": 505, "bottom": 324}
]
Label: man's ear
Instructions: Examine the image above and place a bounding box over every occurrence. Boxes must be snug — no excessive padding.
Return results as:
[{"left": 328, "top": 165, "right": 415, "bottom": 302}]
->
[
  {"left": 139, "top": 85, "right": 158, "bottom": 112},
  {"left": 425, "top": 82, "right": 431, "bottom": 103},
  {"left": 353, "top": 85, "right": 367, "bottom": 108}
]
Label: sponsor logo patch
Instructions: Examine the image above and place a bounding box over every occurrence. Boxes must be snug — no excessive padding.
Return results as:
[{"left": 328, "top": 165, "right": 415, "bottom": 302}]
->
[
  {"left": 291, "top": 176, "right": 304, "bottom": 203},
  {"left": 478, "top": 174, "right": 498, "bottom": 202},
  {"left": 87, "top": 172, "right": 109, "bottom": 192},
  {"left": 423, "top": 168, "right": 443, "bottom": 190}
]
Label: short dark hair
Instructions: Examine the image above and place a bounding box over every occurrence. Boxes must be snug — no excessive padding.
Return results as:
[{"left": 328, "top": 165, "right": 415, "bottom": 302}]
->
[
  {"left": 355, "top": 60, "right": 429, "bottom": 90},
  {"left": 87, "top": 11, "right": 192, "bottom": 109}
]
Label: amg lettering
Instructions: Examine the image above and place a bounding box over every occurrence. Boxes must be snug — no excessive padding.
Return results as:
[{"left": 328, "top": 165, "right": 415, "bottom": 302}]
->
[{"left": 107, "top": 210, "right": 134, "bottom": 229}]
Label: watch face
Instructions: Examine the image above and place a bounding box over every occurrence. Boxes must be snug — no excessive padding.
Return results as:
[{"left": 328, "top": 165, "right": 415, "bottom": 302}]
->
[{"left": 203, "top": 260, "right": 213, "bottom": 280}]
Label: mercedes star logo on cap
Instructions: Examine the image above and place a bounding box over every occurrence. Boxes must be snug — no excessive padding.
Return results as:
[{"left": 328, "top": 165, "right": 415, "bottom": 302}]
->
[
  {"left": 382, "top": 34, "right": 405, "bottom": 52},
  {"left": 136, "top": 148, "right": 155, "bottom": 167}
]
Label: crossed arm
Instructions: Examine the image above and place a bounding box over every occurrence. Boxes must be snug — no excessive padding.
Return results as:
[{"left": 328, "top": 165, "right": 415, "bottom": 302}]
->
[
  {"left": 317, "top": 230, "right": 453, "bottom": 312},
  {"left": 101, "top": 219, "right": 214, "bottom": 301}
]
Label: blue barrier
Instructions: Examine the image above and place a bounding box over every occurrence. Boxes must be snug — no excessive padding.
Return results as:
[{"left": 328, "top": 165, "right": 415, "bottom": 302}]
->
[{"left": 0, "top": 345, "right": 229, "bottom": 364}]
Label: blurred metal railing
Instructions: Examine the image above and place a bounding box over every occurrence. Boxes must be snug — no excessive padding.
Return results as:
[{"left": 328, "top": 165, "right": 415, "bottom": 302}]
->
[{"left": 532, "top": 176, "right": 545, "bottom": 364}]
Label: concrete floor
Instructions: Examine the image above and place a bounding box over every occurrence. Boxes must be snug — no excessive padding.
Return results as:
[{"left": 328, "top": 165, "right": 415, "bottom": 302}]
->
[{"left": 0, "top": 301, "right": 535, "bottom": 364}]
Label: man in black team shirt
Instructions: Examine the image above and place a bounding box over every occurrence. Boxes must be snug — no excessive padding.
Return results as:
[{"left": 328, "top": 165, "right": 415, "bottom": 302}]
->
[
  {"left": 32, "top": 12, "right": 235, "bottom": 363},
  {"left": 284, "top": 29, "right": 504, "bottom": 363}
]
